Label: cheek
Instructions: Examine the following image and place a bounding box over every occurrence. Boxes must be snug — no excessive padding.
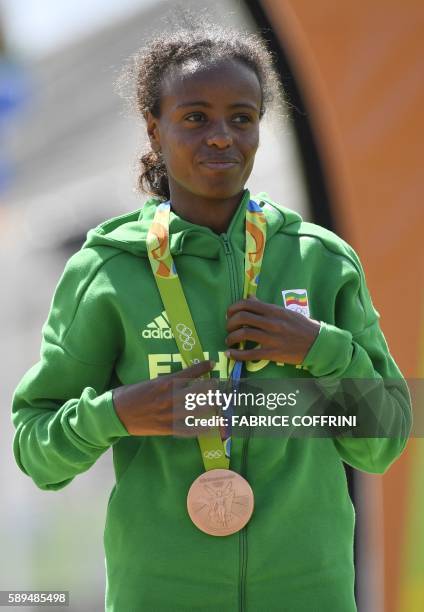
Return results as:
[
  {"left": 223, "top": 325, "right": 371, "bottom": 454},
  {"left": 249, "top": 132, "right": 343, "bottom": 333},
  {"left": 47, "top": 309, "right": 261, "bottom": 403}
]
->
[
  {"left": 243, "top": 131, "right": 260, "bottom": 156},
  {"left": 161, "top": 132, "right": 197, "bottom": 177}
]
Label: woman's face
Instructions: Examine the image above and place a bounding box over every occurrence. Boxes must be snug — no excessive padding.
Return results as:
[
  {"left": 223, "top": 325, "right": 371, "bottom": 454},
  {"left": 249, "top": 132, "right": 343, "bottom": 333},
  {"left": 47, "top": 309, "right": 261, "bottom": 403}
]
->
[{"left": 146, "top": 58, "right": 262, "bottom": 201}]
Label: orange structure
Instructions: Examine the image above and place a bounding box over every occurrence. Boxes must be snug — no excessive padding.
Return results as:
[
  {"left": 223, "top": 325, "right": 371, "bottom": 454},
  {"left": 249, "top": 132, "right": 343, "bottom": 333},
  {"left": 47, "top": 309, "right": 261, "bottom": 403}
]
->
[{"left": 257, "top": 1, "right": 424, "bottom": 610}]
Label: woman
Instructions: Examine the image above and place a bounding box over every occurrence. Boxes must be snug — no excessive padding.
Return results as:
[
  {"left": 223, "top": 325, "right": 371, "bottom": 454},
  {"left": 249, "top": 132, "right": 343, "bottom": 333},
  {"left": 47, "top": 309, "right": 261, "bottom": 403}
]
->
[{"left": 12, "top": 22, "right": 411, "bottom": 612}]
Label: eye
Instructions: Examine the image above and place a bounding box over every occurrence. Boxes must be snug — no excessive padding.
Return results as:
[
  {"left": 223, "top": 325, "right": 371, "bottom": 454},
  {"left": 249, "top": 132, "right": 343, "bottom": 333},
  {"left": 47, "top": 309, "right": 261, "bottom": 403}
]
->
[
  {"left": 232, "top": 114, "right": 252, "bottom": 124},
  {"left": 184, "top": 112, "right": 206, "bottom": 123}
]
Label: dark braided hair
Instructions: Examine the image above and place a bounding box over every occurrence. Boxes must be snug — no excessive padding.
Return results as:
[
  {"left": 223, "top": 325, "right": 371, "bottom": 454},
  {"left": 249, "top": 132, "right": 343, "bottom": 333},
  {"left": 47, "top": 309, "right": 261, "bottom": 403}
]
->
[{"left": 117, "top": 15, "right": 283, "bottom": 201}]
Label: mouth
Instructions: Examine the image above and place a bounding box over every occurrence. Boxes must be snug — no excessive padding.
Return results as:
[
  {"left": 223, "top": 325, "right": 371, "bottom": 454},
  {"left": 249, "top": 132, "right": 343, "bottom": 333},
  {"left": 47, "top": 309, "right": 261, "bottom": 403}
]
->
[{"left": 199, "top": 160, "right": 240, "bottom": 171}]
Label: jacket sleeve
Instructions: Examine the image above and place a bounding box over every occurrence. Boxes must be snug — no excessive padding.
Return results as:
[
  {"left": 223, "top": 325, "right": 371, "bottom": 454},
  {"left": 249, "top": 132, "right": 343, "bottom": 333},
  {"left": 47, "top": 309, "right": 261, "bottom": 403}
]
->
[
  {"left": 302, "top": 245, "right": 412, "bottom": 474},
  {"left": 11, "top": 248, "right": 130, "bottom": 491}
]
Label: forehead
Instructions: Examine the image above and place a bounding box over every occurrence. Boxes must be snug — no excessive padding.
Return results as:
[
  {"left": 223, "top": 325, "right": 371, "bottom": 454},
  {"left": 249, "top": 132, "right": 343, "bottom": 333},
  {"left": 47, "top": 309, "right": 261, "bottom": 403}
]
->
[{"left": 159, "top": 58, "right": 262, "bottom": 111}]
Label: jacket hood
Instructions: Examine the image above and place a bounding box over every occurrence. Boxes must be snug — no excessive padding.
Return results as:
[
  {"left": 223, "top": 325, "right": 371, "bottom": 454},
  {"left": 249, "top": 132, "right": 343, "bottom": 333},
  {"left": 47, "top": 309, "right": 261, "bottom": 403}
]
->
[{"left": 83, "top": 188, "right": 303, "bottom": 259}]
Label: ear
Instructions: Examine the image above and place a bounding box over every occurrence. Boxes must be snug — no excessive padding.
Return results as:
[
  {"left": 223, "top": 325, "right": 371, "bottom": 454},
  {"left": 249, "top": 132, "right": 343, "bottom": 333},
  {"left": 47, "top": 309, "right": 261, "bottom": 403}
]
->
[{"left": 145, "top": 111, "right": 161, "bottom": 153}]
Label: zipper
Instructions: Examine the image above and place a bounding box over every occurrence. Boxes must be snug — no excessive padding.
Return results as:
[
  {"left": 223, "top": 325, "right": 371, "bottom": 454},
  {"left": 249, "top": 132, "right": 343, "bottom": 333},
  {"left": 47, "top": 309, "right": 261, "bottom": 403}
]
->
[
  {"left": 221, "top": 233, "right": 249, "bottom": 612},
  {"left": 239, "top": 431, "right": 250, "bottom": 612},
  {"left": 221, "top": 234, "right": 239, "bottom": 300}
]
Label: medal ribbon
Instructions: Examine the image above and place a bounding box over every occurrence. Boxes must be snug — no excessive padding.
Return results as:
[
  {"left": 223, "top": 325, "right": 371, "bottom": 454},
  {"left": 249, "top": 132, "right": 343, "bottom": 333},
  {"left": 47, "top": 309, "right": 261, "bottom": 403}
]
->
[{"left": 146, "top": 195, "right": 267, "bottom": 471}]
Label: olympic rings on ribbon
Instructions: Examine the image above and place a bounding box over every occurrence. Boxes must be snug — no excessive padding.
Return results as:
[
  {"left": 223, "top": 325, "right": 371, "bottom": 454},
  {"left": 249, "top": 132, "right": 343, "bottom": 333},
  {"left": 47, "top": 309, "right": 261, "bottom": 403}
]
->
[
  {"left": 203, "top": 450, "right": 224, "bottom": 459},
  {"left": 176, "top": 322, "right": 195, "bottom": 351}
]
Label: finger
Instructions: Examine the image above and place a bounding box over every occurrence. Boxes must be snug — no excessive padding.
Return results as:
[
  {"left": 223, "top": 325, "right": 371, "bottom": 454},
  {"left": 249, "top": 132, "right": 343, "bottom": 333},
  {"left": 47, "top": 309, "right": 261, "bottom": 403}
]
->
[
  {"left": 171, "top": 377, "right": 219, "bottom": 413},
  {"left": 172, "top": 374, "right": 220, "bottom": 398},
  {"left": 227, "top": 297, "right": 275, "bottom": 318},
  {"left": 170, "top": 359, "right": 215, "bottom": 382},
  {"left": 173, "top": 377, "right": 219, "bottom": 404},
  {"left": 226, "top": 310, "right": 274, "bottom": 333},
  {"left": 225, "top": 347, "right": 269, "bottom": 361},
  {"left": 226, "top": 327, "right": 269, "bottom": 347},
  {"left": 191, "top": 377, "right": 220, "bottom": 397}
]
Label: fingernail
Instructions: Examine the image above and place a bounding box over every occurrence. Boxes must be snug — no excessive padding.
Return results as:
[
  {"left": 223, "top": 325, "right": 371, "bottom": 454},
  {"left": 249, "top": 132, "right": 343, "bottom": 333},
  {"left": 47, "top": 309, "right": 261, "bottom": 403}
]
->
[{"left": 225, "top": 350, "right": 230, "bottom": 358}]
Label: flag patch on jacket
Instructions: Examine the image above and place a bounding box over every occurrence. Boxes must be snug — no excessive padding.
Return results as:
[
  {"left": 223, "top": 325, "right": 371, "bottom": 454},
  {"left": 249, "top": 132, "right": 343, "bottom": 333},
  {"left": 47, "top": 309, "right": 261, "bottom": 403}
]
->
[{"left": 282, "top": 289, "right": 310, "bottom": 317}]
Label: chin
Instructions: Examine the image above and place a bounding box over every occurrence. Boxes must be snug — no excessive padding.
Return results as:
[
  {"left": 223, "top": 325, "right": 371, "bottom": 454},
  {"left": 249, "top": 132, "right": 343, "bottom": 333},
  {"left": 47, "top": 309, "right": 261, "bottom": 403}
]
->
[
  {"left": 194, "top": 180, "right": 245, "bottom": 200},
  {"left": 170, "top": 172, "right": 248, "bottom": 201}
]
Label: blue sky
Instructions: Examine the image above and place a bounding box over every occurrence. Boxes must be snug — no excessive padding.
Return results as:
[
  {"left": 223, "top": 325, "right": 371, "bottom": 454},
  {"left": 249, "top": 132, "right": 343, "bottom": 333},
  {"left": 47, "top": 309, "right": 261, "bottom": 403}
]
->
[{"left": 1, "top": 0, "right": 155, "bottom": 57}]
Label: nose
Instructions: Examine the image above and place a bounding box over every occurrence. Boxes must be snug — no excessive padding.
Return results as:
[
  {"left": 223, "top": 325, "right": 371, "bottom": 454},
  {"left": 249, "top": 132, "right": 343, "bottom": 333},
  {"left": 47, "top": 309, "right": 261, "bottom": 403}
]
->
[{"left": 206, "top": 120, "right": 233, "bottom": 148}]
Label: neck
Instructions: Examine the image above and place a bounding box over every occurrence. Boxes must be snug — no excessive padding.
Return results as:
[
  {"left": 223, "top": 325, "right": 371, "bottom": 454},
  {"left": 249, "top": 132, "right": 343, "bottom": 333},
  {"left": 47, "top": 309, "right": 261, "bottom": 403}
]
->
[{"left": 168, "top": 185, "right": 246, "bottom": 234}]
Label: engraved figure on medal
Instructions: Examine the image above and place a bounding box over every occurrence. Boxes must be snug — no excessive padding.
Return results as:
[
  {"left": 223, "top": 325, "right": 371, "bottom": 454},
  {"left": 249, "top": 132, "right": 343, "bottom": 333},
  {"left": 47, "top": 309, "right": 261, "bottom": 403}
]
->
[
  {"left": 205, "top": 481, "right": 235, "bottom": 527},
  {"left": 187, "top": 469, "right": 254, "bottom": 536}
]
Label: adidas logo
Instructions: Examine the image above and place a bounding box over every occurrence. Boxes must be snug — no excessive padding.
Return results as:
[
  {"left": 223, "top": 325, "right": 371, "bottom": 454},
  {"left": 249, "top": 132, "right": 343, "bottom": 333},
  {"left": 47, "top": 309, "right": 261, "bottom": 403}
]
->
[{"left": 142, "top": 310, "right": 174, "bottom": 340}]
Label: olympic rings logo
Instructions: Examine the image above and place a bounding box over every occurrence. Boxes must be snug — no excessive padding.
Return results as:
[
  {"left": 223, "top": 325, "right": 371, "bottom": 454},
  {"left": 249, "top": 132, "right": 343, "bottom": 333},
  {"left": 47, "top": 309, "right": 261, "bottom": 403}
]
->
[
  {"left": 176, "top": 322, "right": 195, "bottom": 351},
  {"left": 203, "top": 450, "right": 223, "bottom": 459}
]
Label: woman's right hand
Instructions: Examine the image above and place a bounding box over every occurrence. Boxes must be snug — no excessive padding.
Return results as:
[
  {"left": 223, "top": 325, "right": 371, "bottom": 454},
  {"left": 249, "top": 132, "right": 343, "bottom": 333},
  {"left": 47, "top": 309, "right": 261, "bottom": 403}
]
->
[{"left": 112, "top": 360, "right": 216, "bottom": 436}]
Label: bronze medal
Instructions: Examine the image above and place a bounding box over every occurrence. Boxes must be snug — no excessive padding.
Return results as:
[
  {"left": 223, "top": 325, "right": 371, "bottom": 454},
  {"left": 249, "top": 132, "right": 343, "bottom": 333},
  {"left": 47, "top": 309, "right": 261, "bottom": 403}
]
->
[{"left": 187, "top": 469, "right": 254, "bottom": 536}]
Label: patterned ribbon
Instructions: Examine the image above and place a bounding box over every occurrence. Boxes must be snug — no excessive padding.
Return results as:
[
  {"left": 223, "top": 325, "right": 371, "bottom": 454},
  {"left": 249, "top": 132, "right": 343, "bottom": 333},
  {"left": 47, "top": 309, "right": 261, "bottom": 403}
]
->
[{"left": 146, "top": 195, "right": 267, "bottom": 471}]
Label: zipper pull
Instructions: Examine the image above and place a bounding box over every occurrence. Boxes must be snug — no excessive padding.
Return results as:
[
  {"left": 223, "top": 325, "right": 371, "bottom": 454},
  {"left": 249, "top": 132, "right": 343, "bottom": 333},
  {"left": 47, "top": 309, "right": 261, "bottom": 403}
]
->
[{"left": 222, "top": 234, "right": 231, "bottom": 255}]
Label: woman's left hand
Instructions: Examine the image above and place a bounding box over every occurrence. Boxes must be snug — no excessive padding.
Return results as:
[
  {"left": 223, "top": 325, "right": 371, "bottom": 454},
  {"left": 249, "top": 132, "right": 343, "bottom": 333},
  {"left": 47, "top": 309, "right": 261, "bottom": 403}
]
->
[{"left": 225, "top": 297, "right": 321, "bottom": 365}]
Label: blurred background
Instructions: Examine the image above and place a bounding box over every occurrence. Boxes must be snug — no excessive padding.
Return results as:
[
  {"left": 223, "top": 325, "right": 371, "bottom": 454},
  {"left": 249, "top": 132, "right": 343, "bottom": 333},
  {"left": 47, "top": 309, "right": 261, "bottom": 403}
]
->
[{"left": 0, "top": 1, "right": 422, "bottom": 611}]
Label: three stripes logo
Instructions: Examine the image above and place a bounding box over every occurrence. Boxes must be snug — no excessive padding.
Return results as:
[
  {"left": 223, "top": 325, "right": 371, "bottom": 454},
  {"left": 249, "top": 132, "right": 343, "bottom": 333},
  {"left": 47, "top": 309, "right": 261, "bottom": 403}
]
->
[
  {"left": 141, "top": 312, "right": 196, "bottom": 350},
  {"left": 142, "top": 310, "right": 174, "bottom": 339}
]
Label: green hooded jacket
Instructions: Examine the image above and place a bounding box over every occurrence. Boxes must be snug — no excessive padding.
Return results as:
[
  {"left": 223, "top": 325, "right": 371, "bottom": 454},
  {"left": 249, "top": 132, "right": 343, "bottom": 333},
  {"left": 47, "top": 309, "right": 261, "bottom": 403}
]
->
[{"left": 12, "top": 189, "right": 412, "bottom": 611}]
